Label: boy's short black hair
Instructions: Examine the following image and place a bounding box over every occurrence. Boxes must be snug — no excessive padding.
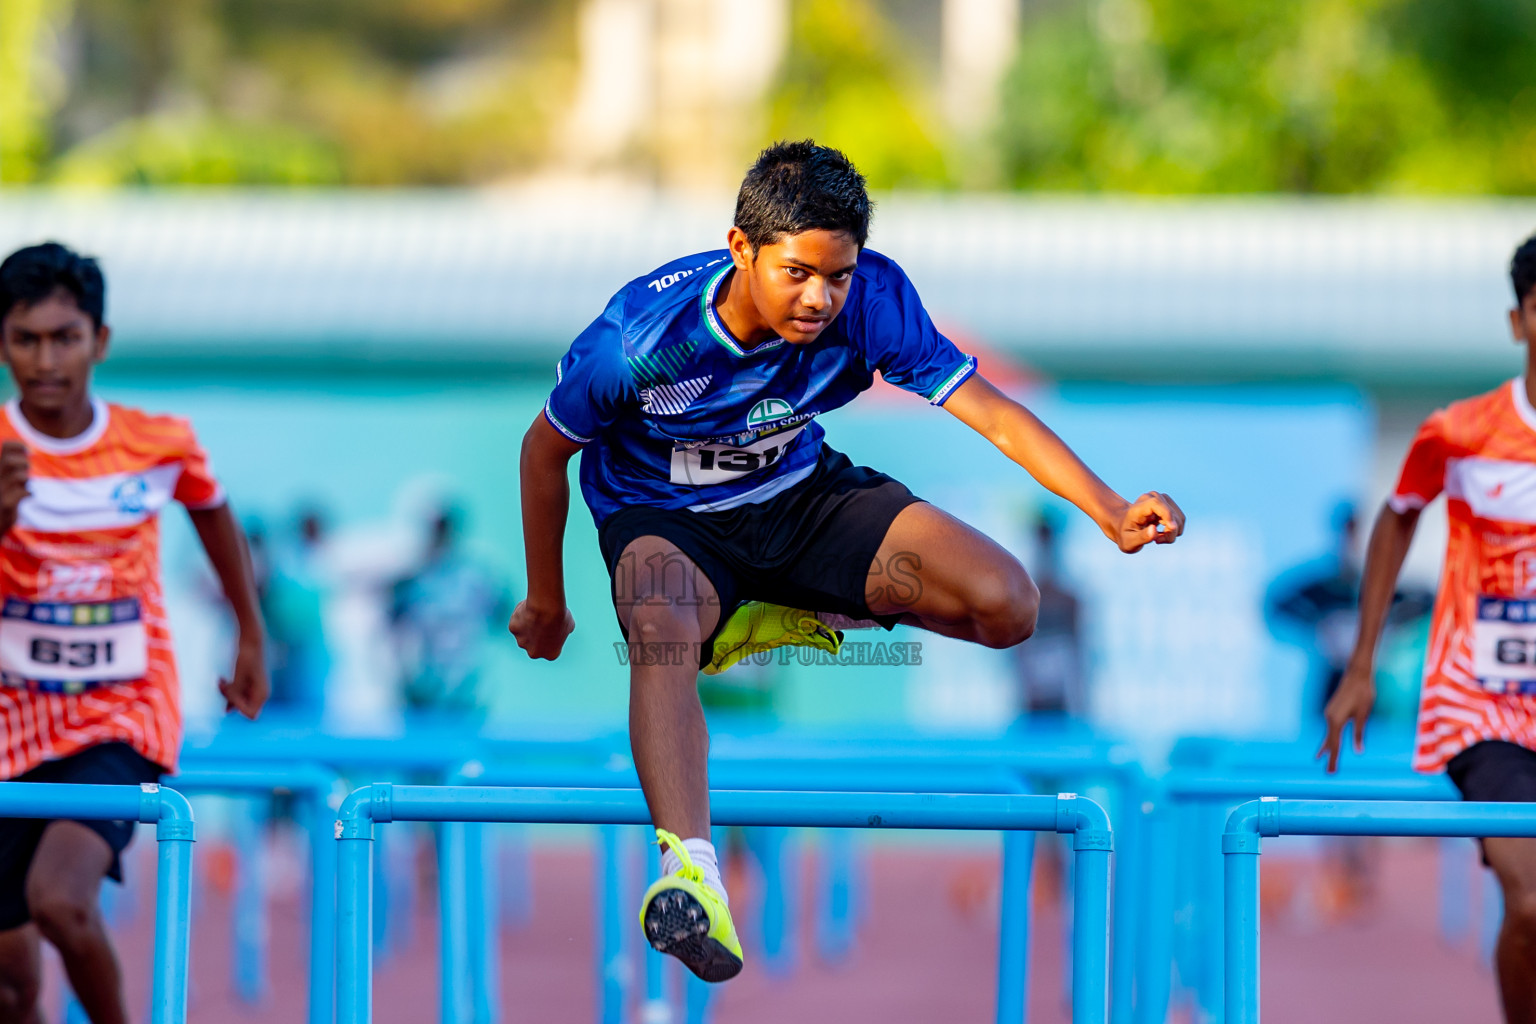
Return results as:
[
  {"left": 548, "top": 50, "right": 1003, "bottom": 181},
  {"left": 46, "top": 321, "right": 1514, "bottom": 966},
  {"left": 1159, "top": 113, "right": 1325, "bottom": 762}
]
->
[
  {"left": 0, "top": 242, "right": 106, "bottom": 329},
  {"left": 1514, "top": 232, "right": 1536, "bottom": 306},
  {"left": 734, "top": 141, "right": 872, "bottom": 251}
]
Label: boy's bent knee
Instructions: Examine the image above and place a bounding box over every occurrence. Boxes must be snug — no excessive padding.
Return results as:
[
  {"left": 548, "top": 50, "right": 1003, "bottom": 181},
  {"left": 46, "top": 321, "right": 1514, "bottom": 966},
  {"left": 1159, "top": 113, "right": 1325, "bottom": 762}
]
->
[
  {"left": 627, "top": 601, "right": 704, "bottom": 646},
  {"left": 972, "top": 572, "right": 1039, "bottom": 648},
  {"left": 28, "top": 891, "right": 101, "bottom": 954}
]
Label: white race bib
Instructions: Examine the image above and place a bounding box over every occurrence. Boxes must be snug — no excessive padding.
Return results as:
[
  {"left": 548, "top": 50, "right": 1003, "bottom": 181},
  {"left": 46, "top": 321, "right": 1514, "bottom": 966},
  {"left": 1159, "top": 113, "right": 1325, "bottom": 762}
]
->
[
  {"left": 669, "top": 426, "right": 805, "bottom": 486},
  {"left": 0, "top": 597, "right": 149, "bottom": 693},
  {"left": 1472, "top": 596, "right": 1536, "bottom": 695}
]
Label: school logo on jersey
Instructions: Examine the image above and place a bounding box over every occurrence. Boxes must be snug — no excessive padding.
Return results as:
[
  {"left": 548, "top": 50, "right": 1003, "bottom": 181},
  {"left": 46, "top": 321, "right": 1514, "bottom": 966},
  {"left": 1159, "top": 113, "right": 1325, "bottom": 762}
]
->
[
  {"left": 748, "top": 398, "right": 794, "bottom": 428},
  {"left": 112, "top": 476, "right": 149, "bottom": 516},
  {"left": 640, "top": 375, "right": 712, "bottom": 415}
]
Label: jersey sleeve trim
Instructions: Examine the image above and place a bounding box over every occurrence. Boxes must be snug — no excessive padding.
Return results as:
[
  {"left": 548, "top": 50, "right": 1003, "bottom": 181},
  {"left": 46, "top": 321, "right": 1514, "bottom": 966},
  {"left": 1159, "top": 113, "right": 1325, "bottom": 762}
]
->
[
  {"left": 181, "top": 485, "right": 228, "bottom": 511},
  {"left": 543, "top": 401, "right": 593, "bottom": 444},
  {"left": 927, "top": 356, "right": 978, "bottom": 406},
  {"left": 1388, "top": 493, "right": 1427, "bottom": 514}
]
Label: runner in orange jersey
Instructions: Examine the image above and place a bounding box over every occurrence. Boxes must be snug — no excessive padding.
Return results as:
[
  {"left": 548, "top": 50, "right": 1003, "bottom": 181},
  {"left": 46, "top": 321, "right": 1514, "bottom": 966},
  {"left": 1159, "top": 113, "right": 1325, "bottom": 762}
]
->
[
  {"left": 0, "top": 242, "right": 268, "bottom": 1024},
  {"left": 1321, "top": 230, "right": 1536, "bottom": 1023}
]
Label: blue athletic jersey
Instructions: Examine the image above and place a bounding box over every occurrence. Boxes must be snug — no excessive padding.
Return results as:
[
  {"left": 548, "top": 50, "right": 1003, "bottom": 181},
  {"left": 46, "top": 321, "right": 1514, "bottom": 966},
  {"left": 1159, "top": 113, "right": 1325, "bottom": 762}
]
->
[{"left": 544, "top": 248, "right": 977, "bottom": 525}]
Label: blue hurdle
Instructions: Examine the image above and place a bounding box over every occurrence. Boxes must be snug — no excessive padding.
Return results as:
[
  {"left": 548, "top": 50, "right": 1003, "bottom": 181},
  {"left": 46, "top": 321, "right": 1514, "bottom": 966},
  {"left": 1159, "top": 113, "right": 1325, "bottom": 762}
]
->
[
  {"left": 334, "top": 785, "right": 1115, "bottom": 1024},
  {"left": 1223, "top": 799, "right": 1536, "bottom": 1024},
  {"left": 1142, "top": 770, "right": 1457, "bottom": 1024},
  {"left": 0, "top": 782, "right": 195, "bottom": 1024},
  {"left": 441, "top": 759, "right": 1035, "bottom": 1024}
]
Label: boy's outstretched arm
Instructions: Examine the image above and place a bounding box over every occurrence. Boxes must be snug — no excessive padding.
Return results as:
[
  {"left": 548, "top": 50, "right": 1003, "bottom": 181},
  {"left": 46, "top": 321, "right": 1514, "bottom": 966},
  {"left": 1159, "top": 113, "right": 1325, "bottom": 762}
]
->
[
  {"left": 1318, "top": 502, "right": 1421, "bottom": 772},
  {"left": 188, "top": 503, "right": 269, "bottom": 719},
  {"left": 508, "top": 413, "right": 581, "bottom": 660},
  {"left": 942, "top": 375, "right": 1184, "bottom": 552}
]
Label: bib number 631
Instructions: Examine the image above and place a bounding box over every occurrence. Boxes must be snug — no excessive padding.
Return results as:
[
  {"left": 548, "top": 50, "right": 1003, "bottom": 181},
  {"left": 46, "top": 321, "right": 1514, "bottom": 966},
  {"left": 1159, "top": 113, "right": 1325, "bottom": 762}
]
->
[{"left": 29, "top": 637, "right": 118, "bottom": 669}]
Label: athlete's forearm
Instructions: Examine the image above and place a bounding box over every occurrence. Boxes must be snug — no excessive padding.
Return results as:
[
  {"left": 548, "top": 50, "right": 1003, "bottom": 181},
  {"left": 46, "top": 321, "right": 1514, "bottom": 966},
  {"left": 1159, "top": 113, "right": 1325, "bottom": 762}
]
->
[
  {"left": 1347, "top": 502, "right": 1421, "bottom": 673},
  {"left": 994, "top": 405, "right": 1127, "bottom": 537},
  {"left": 189, "top": 502, "right": 265, "bottom": 644},
  {"left": 944, "top": 377, "right": 1127, "bottom": 538},
  {"left": 520, "top": 415, "right": 580, "bottom": 610}
]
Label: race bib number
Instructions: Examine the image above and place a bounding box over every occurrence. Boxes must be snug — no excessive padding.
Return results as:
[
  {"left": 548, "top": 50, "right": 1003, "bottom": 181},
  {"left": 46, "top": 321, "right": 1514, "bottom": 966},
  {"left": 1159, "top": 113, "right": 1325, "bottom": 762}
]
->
[
  {"left": 1473, "top": 596, "right": 1536, "bottom": 694},
  {"left": 0, "top": 598, "right": 149, "bottom": 693},
  {"left": 669, "top": 426, "right": 804, "bottom": 486}
]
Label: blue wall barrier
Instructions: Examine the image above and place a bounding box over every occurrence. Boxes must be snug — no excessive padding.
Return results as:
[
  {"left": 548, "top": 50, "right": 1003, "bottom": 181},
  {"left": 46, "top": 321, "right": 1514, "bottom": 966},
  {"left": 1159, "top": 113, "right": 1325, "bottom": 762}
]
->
[
  {"left": 334, "top": 785, "right": 1114, "bottom": 1024},
  {"left": 0, "top": 782, "right": 194, "bottom": 1024},
  {"left": 1222, "top": 799, "right": 1536, "bottom": 1024}
]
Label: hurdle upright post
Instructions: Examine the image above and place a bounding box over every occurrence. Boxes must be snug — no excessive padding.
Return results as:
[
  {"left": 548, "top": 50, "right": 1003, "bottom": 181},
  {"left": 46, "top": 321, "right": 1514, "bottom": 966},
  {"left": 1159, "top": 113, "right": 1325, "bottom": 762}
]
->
[
  {"left": 598, "top": 824, "right": 626, "bottom": 1024},
  {"left": 307, "top": 784, "right": 340, "bottom": 1024},
  {"left": 147, "top": 786, "right": 195, "bottom": 1024},
  {"left": 1220, "top": 799, "right": 1268, "bottom": 1024},
  {"left": 1061, "top": 793, "right": 1112, "bottom": 1024},
  {"left": 337, "top": 786, "right": 386, "bottom": 1024},
  {"left": 439, "top": 821, "right": 472, "bottom": 1024},
  {"left": 996, "top": 829, "right": 1035, "bottom": 1022}
]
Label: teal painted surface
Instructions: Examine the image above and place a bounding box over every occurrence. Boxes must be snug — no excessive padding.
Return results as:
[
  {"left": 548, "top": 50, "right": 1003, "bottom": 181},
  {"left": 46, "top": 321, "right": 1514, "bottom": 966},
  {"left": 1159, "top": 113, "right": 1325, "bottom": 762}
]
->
[{"left": 97, "top": 376, "right": 1369, "bottom": 738}]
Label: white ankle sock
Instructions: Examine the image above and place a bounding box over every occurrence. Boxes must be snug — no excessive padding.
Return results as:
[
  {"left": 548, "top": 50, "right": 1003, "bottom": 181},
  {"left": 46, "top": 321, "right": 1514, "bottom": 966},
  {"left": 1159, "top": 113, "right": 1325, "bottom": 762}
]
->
[{"left": 662, "top": 837, "right": 728, "bottom": 907}]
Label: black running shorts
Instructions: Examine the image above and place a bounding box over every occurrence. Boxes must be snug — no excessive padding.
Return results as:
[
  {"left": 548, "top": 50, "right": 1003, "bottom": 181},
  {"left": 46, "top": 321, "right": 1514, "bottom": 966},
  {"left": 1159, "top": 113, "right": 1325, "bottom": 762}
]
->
[
  {"left": 0, "top": 742, "right": 165, "bottom": 930},
  {"left": 1446, "top": 740, "right": 1536, "bottom": 865},
  {"left": 598, "top": 445, "right": 923, "bottom": 666},
  {"left": 1447, "top": 740, "right": 1536, "bottom": 803}
]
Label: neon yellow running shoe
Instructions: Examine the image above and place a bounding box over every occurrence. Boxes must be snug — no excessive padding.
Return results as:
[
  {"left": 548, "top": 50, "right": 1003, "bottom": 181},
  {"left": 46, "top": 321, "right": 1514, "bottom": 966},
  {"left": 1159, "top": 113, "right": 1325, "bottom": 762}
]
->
[
  {"left": 702, "top": 601, "right": 842, "bottom": 676},
  {"left": 640, "top": 829, "right": 744, "bottom": 982}
]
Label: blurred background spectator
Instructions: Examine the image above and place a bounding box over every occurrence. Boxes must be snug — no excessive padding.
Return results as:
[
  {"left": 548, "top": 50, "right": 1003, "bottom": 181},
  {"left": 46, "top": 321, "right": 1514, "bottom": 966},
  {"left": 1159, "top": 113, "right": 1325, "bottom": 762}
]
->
[
  {"left": 1012, "top": 507, "right": 1087, "bottom": 722},
  {"left": 1267, "top": 502, "right": 1434, "bottom": 715},
  {"left": 250, "top": 506, "right": 333, "bottom": 719},
  {"left": 389, "top": 503, "right": 510, "bottom": 719}
]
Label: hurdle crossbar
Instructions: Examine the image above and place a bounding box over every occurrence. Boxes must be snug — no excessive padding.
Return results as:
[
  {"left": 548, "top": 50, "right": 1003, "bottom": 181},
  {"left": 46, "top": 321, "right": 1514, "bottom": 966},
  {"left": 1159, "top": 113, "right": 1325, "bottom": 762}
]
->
[{"left": 335, "top": 785, "right": 1114, "bottom": 1024}]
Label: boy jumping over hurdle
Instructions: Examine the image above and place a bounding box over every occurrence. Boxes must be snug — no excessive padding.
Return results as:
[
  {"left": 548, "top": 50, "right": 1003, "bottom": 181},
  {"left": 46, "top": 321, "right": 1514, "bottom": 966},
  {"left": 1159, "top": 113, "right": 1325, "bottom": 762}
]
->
[{"left": 510, "top": 142, "right": 1184, "bottom": 981}]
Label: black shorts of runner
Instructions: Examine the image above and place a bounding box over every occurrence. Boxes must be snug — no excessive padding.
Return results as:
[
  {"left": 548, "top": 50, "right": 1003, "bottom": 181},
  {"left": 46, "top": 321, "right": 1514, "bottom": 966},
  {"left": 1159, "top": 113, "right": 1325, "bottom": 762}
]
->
[
  {"left": 1446, "top": 739, "right": 1536, "bottom": 866},
  {"left": 0, "top": 742, "right": 165, "bottom": 930},
  {"left": 598, "top": 444, "right": 923, "bottom": 669}
]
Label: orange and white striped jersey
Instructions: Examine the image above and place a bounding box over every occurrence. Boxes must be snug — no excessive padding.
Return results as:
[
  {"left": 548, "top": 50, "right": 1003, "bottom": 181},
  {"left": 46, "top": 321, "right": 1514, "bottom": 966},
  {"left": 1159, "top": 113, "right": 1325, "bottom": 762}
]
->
[
  {"left": 1399, "top": 378, "right": 1536, "bottom": 771},
  {"left": 0, "top": 398, "right": 224, "bottom": 778}
]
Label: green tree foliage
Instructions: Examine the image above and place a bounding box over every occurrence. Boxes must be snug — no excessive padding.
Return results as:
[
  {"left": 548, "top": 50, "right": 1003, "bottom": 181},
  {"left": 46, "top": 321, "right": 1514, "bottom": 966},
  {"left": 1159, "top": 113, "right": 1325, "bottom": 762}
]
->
[
  {"left": 1, "top": 0, "right": 72, "bottom": 183},
  {"left": 34, "top": 0, "right": 572, "bottom": 186},
  {"left": 767, "top": 0, "right": 949, "bottom": 190},
  {"left": 11, "top": 0, "right": 1536, "bottom": 192},
  {"left": 51, "top": 115, "right": 342, "bottom": 186},
  {"left": 997, "top": 0, "right": 1536, "bottom": 194}
]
